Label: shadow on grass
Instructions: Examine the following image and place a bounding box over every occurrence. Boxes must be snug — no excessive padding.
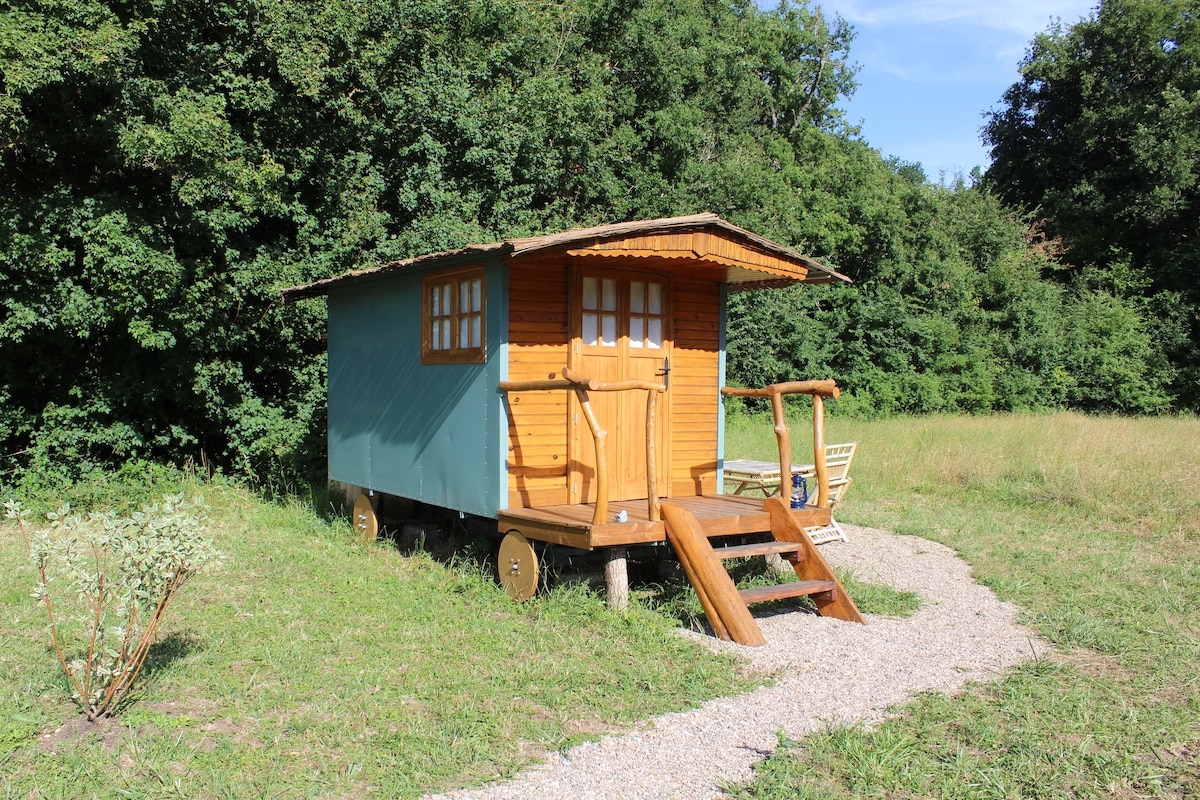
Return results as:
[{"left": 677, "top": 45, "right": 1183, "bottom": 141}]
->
[{"left": 139, "top": 631, "right": 203, "bottom": 681}]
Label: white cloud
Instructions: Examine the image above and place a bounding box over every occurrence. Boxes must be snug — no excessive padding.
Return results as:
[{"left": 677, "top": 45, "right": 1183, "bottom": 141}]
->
[
  {"left": 807, "top": 0, "right": 1097, "bottom": 174},
  {"left": 821, "top": 0, "right": 1093, "bottom": 34}
]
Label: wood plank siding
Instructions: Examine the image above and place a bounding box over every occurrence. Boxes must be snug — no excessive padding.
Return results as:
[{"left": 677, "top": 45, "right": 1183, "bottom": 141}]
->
[
  {"left": 669, "top": 279, "right": 720, "bottom": 496},
  {"left": 506, "top": 262, "right": 721, "bottom": 508},
  {"left": 506, "top": 262, "right": 572, "bottom": 507},
  {"left": 563, "top": 230, "right": 809, "bottom": 284}
]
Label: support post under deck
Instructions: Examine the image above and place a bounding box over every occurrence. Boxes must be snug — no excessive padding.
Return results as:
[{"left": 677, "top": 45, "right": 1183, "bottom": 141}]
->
[{"left": 604, "top": 546, "right": 629, "bottom": 611}]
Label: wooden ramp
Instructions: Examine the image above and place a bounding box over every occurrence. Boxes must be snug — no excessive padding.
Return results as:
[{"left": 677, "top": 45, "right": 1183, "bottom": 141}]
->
[{"left": 661, "top": 496, "right": 865, "bottom": 646}]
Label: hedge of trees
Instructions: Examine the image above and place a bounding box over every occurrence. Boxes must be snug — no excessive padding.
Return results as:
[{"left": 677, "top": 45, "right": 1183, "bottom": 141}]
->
[{"left": 0, "top": 0, "right": 1189, "bottom": 488}]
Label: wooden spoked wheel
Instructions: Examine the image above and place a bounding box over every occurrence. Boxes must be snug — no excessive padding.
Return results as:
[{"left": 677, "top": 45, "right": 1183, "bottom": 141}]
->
[
  {"left": 353, "top": 494, "right": 378, "bottom": 545},
  {"left": 498, "top": 531, "right": 539, "bottom": 601}
]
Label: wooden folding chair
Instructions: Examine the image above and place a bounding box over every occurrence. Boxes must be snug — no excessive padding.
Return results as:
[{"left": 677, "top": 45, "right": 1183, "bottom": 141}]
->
[{"left": 801, "top": 441, "right": 856, "bottom": 544}]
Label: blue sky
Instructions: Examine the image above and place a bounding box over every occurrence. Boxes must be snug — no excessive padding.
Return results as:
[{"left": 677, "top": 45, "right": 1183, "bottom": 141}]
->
[{"left": 812, "top": 0, "right": 1099, "bottom": 179}]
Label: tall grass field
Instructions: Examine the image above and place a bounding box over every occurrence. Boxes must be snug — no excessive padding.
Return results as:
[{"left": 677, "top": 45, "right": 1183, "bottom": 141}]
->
[
  {"left": 2, "top": 411, "right": 1198, "bottom": 798},
  {"left": 725, "top": 409, "right": 1199, "bottom": 798}
]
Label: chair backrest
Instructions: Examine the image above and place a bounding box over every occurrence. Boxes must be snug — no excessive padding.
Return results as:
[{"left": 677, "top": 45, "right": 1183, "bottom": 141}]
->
[
  {"left": 823, "top": 442, "right": 856, "bottom": 480},
  {"left": 823, "top": 442, "right": 856, "bottom": 507}
]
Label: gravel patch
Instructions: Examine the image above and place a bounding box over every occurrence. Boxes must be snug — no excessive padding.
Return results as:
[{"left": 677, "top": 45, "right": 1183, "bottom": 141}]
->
[{"left": 426, "top": 524, "right": 1049, "bottom": 800}]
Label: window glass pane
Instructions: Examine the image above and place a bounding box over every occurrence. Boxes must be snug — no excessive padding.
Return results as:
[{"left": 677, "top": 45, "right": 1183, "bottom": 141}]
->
[
  {"left": 471, "top": 279, "right": 482, "bottom": 313},
  {"left": 582, "top": 277, "right": 598, "bottom": 310},
  {"left": 630, "top": 281, "right": 644, "bottom": 313},
  {"left": 630, "top": 316, "right": 644, "bottom": 347},
  {"left": 648, "top": 282, "right": 663, "bottom": 315},
  {"left": 441, "top": 319, "right": 450, "bottom": 349},
  {"left": 459, "top": 317, "right": 468, "bottom": 349},
  {"left": 459, "top": 281, "right": 468, "bottom": 313},
  {"left": 432, "top": 319, "right": 440, "bottom": 350},
  {"left": 431, "top": 286, "right": 440, "bottom": 316},
  {"left": 582, "top": 312, "right": 598, "bottom": 346},
  {"left": 601, "top": 279, "right": 617, "bottom": 311},
  {"left": 441, "top": 285, "right": 451, "bottom": 315},
  {"left": 601, "top": 313, "right": 617, "bottom": 346},
  {"left": 471, "top": 315, "right": 481, "bottom": 348},
  {"left": 648, "top": 318, "right": 663, "bottom": 348}
]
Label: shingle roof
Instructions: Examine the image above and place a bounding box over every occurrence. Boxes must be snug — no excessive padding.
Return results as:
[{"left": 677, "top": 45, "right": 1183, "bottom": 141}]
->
[{"left": 281, "top": 213, "right": 848, "bottom": 301}]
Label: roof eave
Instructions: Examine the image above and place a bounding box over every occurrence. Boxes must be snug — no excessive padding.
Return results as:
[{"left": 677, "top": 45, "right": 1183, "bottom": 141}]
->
[{"left": 280, "top": 242, "right": 510, "bottom": 302}]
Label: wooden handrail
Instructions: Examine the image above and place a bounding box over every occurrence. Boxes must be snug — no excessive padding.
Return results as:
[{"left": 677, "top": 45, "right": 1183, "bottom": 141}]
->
[
  {"left": 500, "top": 369, "right": 666, "bottom": 524},
  {"left": 721, "top": 380, "right": 840, "bottom": 508}
]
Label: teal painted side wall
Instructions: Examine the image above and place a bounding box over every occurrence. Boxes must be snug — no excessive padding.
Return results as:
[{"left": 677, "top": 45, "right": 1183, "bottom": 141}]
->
[{"left": 326, "top": 260, "right": 508, "bottom": 518}]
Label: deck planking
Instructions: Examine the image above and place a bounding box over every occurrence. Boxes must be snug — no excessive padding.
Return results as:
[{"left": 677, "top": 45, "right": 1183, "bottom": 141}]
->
[{"left": 497, "top": 495, "right": 832, "bottom": 550}]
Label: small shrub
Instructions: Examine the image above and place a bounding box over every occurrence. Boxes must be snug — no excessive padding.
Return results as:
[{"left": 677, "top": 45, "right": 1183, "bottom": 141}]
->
[
  {"left": 25, "top": 494, "right": 220, "bottom": 721},
  {"left": 3, "top": 497, "right": 32, "bottom": 550}
]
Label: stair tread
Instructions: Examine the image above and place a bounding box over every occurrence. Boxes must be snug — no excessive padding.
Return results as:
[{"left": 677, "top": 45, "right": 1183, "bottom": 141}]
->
[
  {"left": 715, "top": 540, "right": 805, "bottom": 560},
  {"left": 739, "top": 580, "right": 837, "bottom": 604}
]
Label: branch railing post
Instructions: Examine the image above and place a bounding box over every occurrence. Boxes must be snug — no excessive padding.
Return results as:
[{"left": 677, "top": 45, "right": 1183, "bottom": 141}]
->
[
  {"left": 720, "top": 380, "right": 840, "bottom": 509},
  {"left": 500, "top": 368, "right": 666, "bottom": 524}
]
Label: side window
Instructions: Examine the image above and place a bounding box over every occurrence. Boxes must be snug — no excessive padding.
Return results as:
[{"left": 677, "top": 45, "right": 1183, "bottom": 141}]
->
[{"left": 422, "top": 265, "right": 486, "bottom": 364}]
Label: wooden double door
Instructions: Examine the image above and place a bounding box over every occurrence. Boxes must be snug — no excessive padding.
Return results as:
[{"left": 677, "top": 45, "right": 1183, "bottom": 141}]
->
[{"left": 569, "top": 268, "right": 672, "bottom": 505}]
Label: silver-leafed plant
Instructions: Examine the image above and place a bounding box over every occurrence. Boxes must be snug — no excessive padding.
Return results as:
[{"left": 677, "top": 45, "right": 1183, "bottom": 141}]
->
[{"left": 24, "top": 495, "right": 220, "bottom": 721}]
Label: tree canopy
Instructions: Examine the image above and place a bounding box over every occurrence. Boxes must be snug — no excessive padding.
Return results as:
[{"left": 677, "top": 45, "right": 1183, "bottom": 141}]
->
[
  {"left": 0, "top": 0, "right": 1181, "bottom": 488},
  {"left": 984, "top": 0, "right": 1200, "bottom": 404}
]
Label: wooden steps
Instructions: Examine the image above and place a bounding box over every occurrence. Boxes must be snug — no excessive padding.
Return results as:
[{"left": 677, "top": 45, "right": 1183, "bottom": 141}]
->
[
  {"left": 662, "top": 496, "right": 864, "bottom": 646},
  {"left": 713, "top": 540, "right": 805, "bottom": 560},
  {"left": 739, "top": 580, "right": 836, "bottom": 605}
]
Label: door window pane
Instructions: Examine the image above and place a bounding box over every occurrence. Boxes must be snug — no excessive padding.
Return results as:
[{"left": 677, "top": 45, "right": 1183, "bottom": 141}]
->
[
  {"left": 601, "top": 278, "right": 617, "bottom": 311},
  {"left": 648, "top": 282, "right": 663, "bottom": 314},
  {"left": 582, "top": 312, "right": 598, "bottom": 346},
  {"left": 630, "top": 316, "right": 644, "bottom": 348},
  {"left": 583, "top": 277, "right": 618, "bottom": 347},
  {"left": 601, "top": 314, "right": 617, "bottom": 347},
  {"left": 647, "top": 318, "right": 663, "bottom": 348},
  {"left": 582, "top": 276, "right": 598, "bottom": 310}
]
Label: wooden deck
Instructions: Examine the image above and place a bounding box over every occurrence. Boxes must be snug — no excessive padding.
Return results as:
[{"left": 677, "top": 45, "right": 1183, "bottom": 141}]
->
[{"left": 497, "top": 494, "right": 832, "bottom": 550}]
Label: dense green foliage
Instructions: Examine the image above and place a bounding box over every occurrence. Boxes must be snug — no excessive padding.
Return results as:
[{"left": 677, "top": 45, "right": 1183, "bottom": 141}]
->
[
  {"left": 0, "top": 0, "right": 1183, "bottom": 486},
  {"left": 727, "top": 153, "right": 1173, "bottom": 415},
  {"left": 0, "top": 0, "right": 855, "bottom": 484},
  {"left": 985, "top": 0, "right": 1200, "bottom": 406}
]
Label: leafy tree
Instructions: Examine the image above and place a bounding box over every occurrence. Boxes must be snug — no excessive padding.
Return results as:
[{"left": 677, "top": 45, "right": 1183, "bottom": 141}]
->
[
  {"left": 984, "top": 0, "right": 1200, "bottom": 405},
  {"left": 0, "top": 0, "right": 855, "bottom": 483},
  {"left": 726, "top": 152, "right": 1173, "bottom": 416}
]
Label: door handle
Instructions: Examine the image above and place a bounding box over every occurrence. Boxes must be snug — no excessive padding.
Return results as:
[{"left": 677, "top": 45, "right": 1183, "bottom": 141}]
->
[{"left": 655, "top": 357, "right": 670, "bottom": 390}]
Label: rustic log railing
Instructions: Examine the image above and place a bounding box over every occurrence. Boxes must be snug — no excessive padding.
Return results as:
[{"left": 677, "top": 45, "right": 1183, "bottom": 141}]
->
[
  {"left": 720, "top": 379, "right": 840, "bottom": 509},
  {"left": 499, "top": 367, "right": 667, "bottom": 525}
]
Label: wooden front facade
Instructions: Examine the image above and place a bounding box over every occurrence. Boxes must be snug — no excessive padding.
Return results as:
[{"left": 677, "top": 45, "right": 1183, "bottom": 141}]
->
[
  {"left": 282, "top": 214, "right": 849, "bottom": 549},
  {"left": 505, "top": 261, "right": 722, "bottom": 510}
]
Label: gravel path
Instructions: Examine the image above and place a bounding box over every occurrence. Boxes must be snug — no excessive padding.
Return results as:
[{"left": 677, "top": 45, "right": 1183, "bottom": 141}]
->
[{"left": 426, "top": 524, "right": 1049, "bottom": 800}]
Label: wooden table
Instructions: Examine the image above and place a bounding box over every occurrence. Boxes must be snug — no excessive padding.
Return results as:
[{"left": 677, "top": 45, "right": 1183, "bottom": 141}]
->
[{"left": 723, "top": 459, "right": 815, "bottom": 496}]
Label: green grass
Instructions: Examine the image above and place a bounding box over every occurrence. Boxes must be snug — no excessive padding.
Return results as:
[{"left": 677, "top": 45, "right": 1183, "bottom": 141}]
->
[
  {"left": 722, "top": 410, "right": 1200, "bottom": 799},
  {"left": 6, "top": 411, "right": 1197, "bottom": 798},
  {"left": 0, "top": 475, "right": 757, "bottom": 798}
]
